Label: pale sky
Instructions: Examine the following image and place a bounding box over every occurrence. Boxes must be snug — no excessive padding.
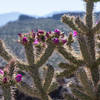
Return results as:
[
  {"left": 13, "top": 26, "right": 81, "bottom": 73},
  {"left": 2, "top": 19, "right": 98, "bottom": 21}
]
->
[{"left": 0, "top": 0, "right": 100, "bottom": 16}]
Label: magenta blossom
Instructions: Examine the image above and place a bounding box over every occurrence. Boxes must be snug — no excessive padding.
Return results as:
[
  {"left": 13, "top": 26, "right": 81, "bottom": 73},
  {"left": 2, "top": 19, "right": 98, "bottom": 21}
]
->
[
  {"left": 3, "top": 77, "right": 7, "bottom": 83},
  {"left": 53, "top": 38, "right": 59, "bottom": 44},
  {"left": 18, "top": 33, "right": 22, "bottom": 37},
  {"left": 33, "top": 39, "right": 39, "bottom": 45},
  {"left": 62, "top": 39, "right": 67, "bottom": 44},
  {"left": 22, "top": 37, "right": 28, "bottom": 43},
  {"left": 38, "top": 30, "right": 44, "bottom": 34},
  {"left": 0, "top": 69, "right": 4, "bottom": 75},
  {"left": 54, "top": 29, "right": 60, "bottom": 35},
  {"left": 15, "top": 74, "right": 22, "bottom": 82},
  {"left": 73, "top": 30, "right": 77, "bottom": 37}
]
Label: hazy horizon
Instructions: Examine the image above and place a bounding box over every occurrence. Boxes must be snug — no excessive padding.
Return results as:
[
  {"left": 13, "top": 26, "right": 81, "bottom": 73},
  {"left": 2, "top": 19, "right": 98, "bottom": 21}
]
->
[{"left": 0, "top": 0, "right": 100, "bottom": 16}]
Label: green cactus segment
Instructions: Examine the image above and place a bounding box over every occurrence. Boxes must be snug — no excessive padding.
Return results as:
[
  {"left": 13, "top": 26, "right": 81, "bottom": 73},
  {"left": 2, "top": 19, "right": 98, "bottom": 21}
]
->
[
  {"left": 36, "top": 42, "right": 55, "bottom": 68},
  {"left": 71, "top": 88, "right": 92, "bottom": 100},
  {"left": 75, "top": 17, "right": 89, "bottom": 33},
  {"left": 24, "top": 42, "right": 35, "bottom": 66},
  {"left": 57, "top": 66, "right": 77, "bottom": 78},
  {"left": 16, "top": 82, "right": 40, "bottom": 98},
  {"left": 77, "top": 68, "right": 96, "bottom": 99},
  {"left": 86, "top": 0, "right": 94, "bottom": 29},
  {"left": 64, "top": 93, "right": 78, "bottom": 100},
  {"left": 48, "top": 82, "right": 58, "bottom": 93},
  {"left": 92, "top": 21, "right": 100, "bottom": 34},
  {"left": 96, "top": 57, "right": 100, "bottom": 66},
  {"left": 43, "top": 64, "right": 54, "bottom": 92},
  {"left": 84, "top": 0, "right": 100, "bottom": 2},
  {"left": 59, "top": 63, "right": 78, "bottom": 70},
  {"left": 97, "top": 82, "right": 100, "bottom": 100},
  {"left": 30, "top": 68, "right": 49, "bottom": 100},
  {"left": 77, "top": 34, "right": 91, "bottom": 66},
  {"left": 70, "top": 84, "right": 85, "bottom": 93},
  {"left": 0, "top": 40, "right": 13, "bottom": 62},
  {"left": 67, "top": 33, "right": 74, "bottom": 48},
  {"left": 57, "top": 46, "right": 84, "bottom": 66},
  {"left": 86, "top": 34, "right": 95, "bottom": 63},
  {"left": 3, "top": 86, "right": 11, "bottom": 100},
  {"left": 62, "top": 15, "right": 83, "bottom": 34}
]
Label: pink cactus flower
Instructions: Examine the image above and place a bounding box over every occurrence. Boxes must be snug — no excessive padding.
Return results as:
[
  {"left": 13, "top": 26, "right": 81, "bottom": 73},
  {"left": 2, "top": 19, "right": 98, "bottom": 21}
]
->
[
  {"left": 54, "top": 29, "right": 60, "bottom": 35},
  {"left": 15, "top": 74, "right": 22, "bottom": 82},
  {"left": 18, "top": 33, "right": 22, "bottom": 37},
  {"left": 62, "top": 39, "right": 67, "bottom": 44},
  {"left": 38, "top": 30, "right": 44, "bottom": 34},
  {"left": 22, "top": 37, "right": 28, "bottom": 43},
  {"left": 3, "top": 77, "right": 7, "bottom": 83},
  {"left": 53, "top": 38, "right": 59, "bottom": 44},
  {"left": 73, "top": 30, "right": 78, "bottom": 37},
  {"left": 0, "top": 69, "right": 4, "bottom": 75},
  {"left": 33, "top": 39, "right": 39, "bottom": 45}
]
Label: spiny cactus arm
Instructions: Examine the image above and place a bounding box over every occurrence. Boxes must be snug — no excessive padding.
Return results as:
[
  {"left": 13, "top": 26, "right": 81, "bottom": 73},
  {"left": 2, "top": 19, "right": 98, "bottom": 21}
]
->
[
  {"left": 97, "top": 81, "right": 100, "bottom": 100},
  {"left": 43, "top": 64, "right": 54, "bottom": 92},
  {"left": 30, "top": 68, "right": 49, "bottom": 100},
  {"left": 6, "top": 59, "right": 16, "bottom": 78},
  {"left": 77, "top": 68, "right": 96, "bottom": 99},
  {"left": 64, "top": 94, "right": 77, "bottom": 100},
  {"left": 62, "top": 15, "right": 83, "bottom": 34},
  {"left": 96, "top": 57, "right": 100, "bottom": 66},
  {"left": 16, "top": 60, "right": 29, "bottom": 71},
  {"left": 59, "top": 63, "right": 79, "bottom": 70},
  {"left": 0, "top": 40, "right": 13, "bottom": 61},
  {"left": 2, "top": 86, "right": 11, "bottom": 100},
  {"left": 77, "top": 34, "right": 91, "bottom": 66},
  {"left": 36, "top": 42, "right": 55, "bottom": 68},
  {"left": 92, "top": 21, "right": 100, "bottom": 34},
  {"left": 75, "top": 17, "right": 89, "bottom": 33},
  {"left": 70, "top": 84, "right": 85, "bottom": 93},
  {"left": 16, "top": 82, "right": 40, "bottom": 98},
  {"left": 24, "top": 42, "right": 34, "bottom": 65},
  {"left": 57, "top": 45, "right": 85, "bottom": 66},
  {"left": 85, "top": 0, "right": 94, "bottom": 29},
  {"left": 71, "top": 88, "right": 92, "bottom": 100},
  {"left": 48, "top": 82, "right": 58, "bottom": 93},
  {"left": 57, "top": 65, "right": 78, "bottom": 78}
]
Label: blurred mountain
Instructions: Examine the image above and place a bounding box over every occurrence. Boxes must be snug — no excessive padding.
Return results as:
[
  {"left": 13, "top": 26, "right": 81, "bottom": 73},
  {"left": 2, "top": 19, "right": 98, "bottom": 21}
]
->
[{"left": 0, "top": 12, "right": 21, "bottom": 27}]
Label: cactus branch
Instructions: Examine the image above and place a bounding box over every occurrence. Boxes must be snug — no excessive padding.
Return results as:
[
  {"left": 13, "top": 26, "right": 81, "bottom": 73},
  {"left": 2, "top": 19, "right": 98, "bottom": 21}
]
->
[
  {"left": 16, "top": 82, "right": 40, "bottom": 98},
  {"left": 3, "top": 86, "right": 11, "bottom": 100},
  {"left": 57, "top": 45, "right": 85, "bottom": 66},
  {"left": 43, "top": 64, "right": 54, "bottom": 92},
  {"left": 59, "top": 63, "right": 78, "bottom": 70},
  {"left": 92, "top": 20, "right": 100, "bottom": 34},
  {"left": 96, "top": 57, "right": 100, "bottom": 66},
  {"left": 64, "top": 94, "right": 77, "bottom": 100},
  {"left": 77, "top": 34, "right": 92, "bottom": 66},
  {"left": 0, "top": 40, "right": 13, "bottom": 61},
  {"left": 30, "top": 68, "right": 49, "bottom": 100},
  {"left": 57, "top": 65, "right": 78, "bottom": 78},
  {"left": 77, "top": 68, "right": 96, "bottom": 99},
  {"left": 24, "top": 42, "right": 34, "bottom": 65},
  {"left": 86, "top": 0, "right": 94, "bottom": 29},
  {"left": 75, "top": 17, "right": 89, "bottom": 33},
  {"left": 71, "top": 88, "right": 92, "bottom": 100},
  {"left": 62, "top": 15, "right": 84, "bottom": 34},
  {"left": 36, "top": 42, "right": 55, "bottom": 68}
]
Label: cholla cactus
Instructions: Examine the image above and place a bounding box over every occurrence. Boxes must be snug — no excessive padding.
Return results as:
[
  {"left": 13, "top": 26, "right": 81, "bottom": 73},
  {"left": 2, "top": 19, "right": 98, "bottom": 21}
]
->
[
  {"left": 57, "top": 0, "right": 100, "bottom": 100},
  {"left": 0, "top": 29, "right": 68, "bottom": 100},
  {"left": 0, "top": 59, "right": 22, "bottom": 100}
]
